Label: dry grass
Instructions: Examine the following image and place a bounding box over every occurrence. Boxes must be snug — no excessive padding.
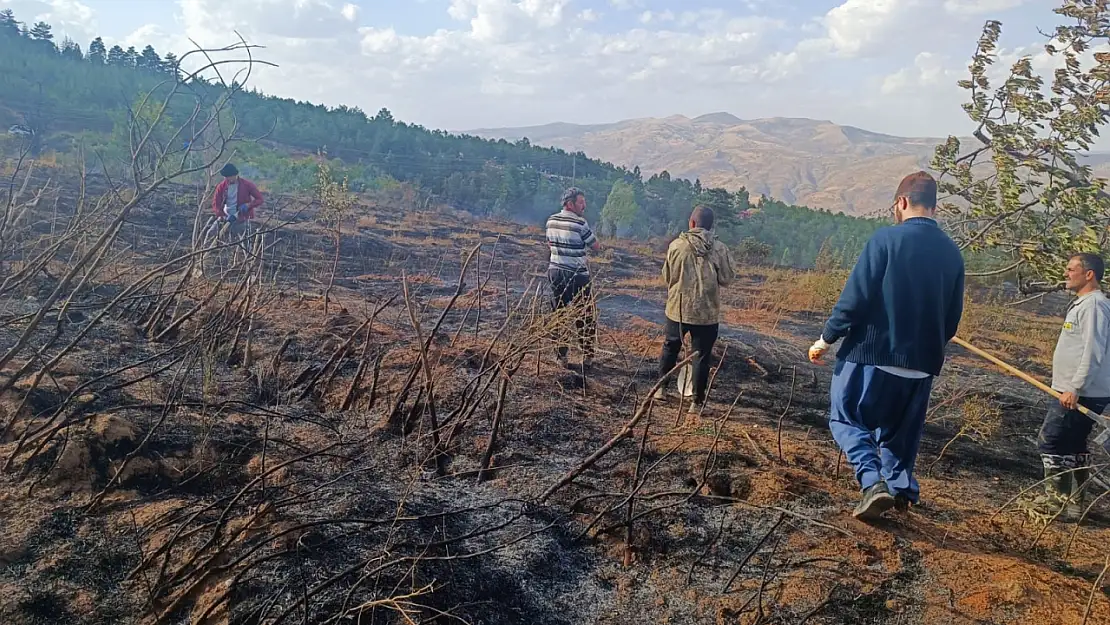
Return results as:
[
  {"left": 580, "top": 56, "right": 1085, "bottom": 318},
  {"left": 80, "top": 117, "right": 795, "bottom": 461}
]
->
[
  {"left": 712, "top": 265, "right": 1058, "bottom": 368},
  {"left": 611, "top": 276, "right": 664, "bottom": 290},
  {"left": 2, "top": 156, "right": 1101, "bottom": 624},
  {"left": 957, "top": 295, "right": 1059, "bottom": 366}
]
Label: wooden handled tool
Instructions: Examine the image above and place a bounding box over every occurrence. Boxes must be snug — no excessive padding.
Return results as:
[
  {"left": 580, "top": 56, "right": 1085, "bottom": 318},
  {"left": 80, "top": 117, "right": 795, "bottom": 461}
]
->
[{"left": 951, "top": 336, "right": 1110, "bottom": 432}]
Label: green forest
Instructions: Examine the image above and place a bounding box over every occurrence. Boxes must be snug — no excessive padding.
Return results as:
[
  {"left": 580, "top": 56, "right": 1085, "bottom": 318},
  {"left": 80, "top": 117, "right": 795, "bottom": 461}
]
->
[{"left": 0, "top": 9, "right": 883, "bottom": 268}]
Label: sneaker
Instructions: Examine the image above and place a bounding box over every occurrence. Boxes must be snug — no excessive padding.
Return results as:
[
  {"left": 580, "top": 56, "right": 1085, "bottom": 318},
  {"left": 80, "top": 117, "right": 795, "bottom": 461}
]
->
[
  {"left": 688, "top": 401, "right": 705, "bottom": 415},
  {"left": 556, "top": 352, "right": 570, "bottom": 368},
  {"left": 853, "top": 482, "right": 896, "bottom": 522},
  {"left": 652, "top": 387, "right": 671, "bottom": 402},
  {"left": 582, "top": 355, "right": 594, "bottom": 369}
]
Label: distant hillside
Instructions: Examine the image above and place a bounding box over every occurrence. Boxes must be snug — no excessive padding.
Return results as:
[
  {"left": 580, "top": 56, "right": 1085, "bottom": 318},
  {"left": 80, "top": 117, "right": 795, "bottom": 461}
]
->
[
  {"left": 0, "top": 9, "right": 885, "bottom": 268},
  {"left": 469, "top": 114, "right": 960, "bottom": 216}
]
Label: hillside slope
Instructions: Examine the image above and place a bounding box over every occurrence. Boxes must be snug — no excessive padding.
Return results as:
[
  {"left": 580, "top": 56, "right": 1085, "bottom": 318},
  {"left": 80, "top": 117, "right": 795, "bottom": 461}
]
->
[
  {"left": 469, "top": 114, "right": 958, "bottom": 216},
  {"left": 2, "top": 166, "right": 1110, "bottom": 624}
]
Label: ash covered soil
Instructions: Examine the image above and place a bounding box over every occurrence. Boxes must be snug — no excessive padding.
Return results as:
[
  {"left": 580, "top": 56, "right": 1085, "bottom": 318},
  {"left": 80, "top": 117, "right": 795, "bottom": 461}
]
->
[{"left": 0, "top": 175, "right": 1108, "bottom": 625}]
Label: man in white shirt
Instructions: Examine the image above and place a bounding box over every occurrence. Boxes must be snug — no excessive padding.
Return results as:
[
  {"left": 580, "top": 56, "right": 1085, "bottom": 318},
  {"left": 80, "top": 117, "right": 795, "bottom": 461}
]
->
[
  {"left": 545, "top": 187, "right": 600, "bottom": 368},
  {"left": 1032, "top": 253, "right": 1110, "bottom": 522}
]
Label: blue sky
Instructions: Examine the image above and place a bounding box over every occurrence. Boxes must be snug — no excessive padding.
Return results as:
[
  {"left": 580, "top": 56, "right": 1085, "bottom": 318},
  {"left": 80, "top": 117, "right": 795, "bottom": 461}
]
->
[{"left": 0, "top": 0, "right": 1071, "bottom": 138}]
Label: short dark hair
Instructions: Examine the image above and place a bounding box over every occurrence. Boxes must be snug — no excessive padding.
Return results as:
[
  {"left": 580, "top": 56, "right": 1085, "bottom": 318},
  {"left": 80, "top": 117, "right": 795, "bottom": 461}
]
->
[
  {"left": 690, "top": 205, "right": 714, "bottom": 229},
  {"left": 220, "top": 163, "right": 239, "bottom": 178},
  {"left": 1072, "top": 252, "right": 1106, "bottom": 282},
  {"left": 895, "top": 171, "right": 937, "bottom": 210}
]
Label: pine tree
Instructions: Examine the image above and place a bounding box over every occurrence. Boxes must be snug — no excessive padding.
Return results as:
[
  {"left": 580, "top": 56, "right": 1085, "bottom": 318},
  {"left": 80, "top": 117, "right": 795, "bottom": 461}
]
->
[
  {"left": 0, "top": 9, "right": 19, "bottom": 37},
  {"left": 124, "top": 46, "right": 138, "bottom": 67},
  {"left": 87, "top": 37, "right": 106, "bottom": 64},
  {"left": 28, "top": 21, "right": 52, "bottom": 41},
  {"left": 107, "top": 44, "right": 126, "bottom": 65},
  {"left": 138, "top": 45, "right": 161, "bottom": 71},
  {"left": 60, "top": 37, "right": 83, "bottom": 61},
  {"left": 374, "top": 108, "right": 394, "bottom": 124},
  {"left": 162, "top": 52, "right": 179, "bottom": 78}
]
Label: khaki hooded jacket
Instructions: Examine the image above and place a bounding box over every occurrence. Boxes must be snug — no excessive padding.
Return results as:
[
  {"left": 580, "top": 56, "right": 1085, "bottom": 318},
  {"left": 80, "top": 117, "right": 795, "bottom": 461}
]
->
[{"left": 662, "top": 228, "right": 736, "bottom": 326}]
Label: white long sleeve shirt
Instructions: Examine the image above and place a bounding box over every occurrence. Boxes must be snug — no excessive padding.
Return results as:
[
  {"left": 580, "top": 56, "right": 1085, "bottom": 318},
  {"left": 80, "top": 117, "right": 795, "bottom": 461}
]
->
[{"left": 1053, "top": 290, "right": 1110, "bottom": 397}]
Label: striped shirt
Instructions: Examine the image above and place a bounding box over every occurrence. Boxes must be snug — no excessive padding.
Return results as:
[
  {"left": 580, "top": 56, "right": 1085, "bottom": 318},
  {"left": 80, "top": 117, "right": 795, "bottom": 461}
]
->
[{"left": 546, "top": 209, "right": 597, "bottom": 273}]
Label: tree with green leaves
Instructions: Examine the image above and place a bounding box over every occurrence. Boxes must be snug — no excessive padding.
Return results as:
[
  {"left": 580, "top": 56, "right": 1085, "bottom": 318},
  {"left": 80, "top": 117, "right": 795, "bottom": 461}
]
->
[
  {"left": 932, "top": 1, "right": 1110, "bottom": 289},
  {"left": 0, "top": 6, "right": 885, "bottom": 271},
  {"left": 600, "top": 179, "right": 641, "bottom": 236},
  {"left": 87, "top": 37, "right": 106, "bottom": 64},
  {"left": 106, "top": 44, "right": 127, "bottom": 65},
  {"left": 27, "top": 21, "right": 53, "bottom": 51},
  {"left": 162, "top": 52, "right": 179, "bottom": 78},
  {"left": 374, "top": 108, "right": 394, "bottom": 124},
  {"left": 138, "top": 45, "right": 161, "bottom": 71},
  {"left": 0, "top": 9, "right": 19, "bottom": 37},
  {"left": 60, "top": 37, "right": 82, "bottom": 61},
  {"left": 28, "top": 21, "right": 51, "bottom": 41},
  {"left": 124, "top": 46, "right": 138, "bottom": 67}
]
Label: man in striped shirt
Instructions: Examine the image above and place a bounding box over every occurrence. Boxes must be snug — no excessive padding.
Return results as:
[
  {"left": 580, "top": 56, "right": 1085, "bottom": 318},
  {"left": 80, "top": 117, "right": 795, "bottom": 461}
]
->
[{"left": 546, "top": 187, "right": 600, "bottom": 368}]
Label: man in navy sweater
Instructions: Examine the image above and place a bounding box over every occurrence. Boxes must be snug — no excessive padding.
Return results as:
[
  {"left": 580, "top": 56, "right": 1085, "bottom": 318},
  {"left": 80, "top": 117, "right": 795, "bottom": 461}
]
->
[{"left": 808, "top": 172, "right": 965, "bottom": 521}]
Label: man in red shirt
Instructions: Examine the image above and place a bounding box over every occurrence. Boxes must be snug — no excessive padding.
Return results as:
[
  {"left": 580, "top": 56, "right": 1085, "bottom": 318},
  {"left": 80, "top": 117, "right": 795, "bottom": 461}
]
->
[{"left": 207, "top": 163, "right": 263, "bottom": 255}]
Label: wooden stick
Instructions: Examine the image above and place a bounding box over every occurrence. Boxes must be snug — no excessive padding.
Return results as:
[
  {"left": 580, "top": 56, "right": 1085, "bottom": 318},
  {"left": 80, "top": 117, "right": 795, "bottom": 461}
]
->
[
  {"left": 951, "top": 336, "right": 1110, "bottom": 426},
  {"left": 538, "top": 353, "right": 697, "bottom": 503}
]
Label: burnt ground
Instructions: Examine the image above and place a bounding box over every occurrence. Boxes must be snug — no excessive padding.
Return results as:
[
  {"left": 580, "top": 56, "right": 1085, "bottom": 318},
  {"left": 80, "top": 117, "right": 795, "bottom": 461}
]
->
[{"left": 0, "top": 172, "right": 1108, "bottom": 625}]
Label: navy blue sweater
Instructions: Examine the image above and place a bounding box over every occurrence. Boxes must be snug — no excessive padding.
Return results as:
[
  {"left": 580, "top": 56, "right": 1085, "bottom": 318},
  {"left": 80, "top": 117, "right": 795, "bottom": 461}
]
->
[{"left": 821, "top": 217, "right": 965, "bottom": 376}]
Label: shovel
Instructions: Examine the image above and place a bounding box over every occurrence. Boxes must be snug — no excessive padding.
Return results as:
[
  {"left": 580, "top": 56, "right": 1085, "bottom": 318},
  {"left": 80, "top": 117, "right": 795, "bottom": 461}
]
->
[{"left": 951, "top": 336, "right": 1110, "bottom": 450}]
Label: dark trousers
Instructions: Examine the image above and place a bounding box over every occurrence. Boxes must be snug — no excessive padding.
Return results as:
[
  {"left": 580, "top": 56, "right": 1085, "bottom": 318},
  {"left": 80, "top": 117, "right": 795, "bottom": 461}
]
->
[
  {"left": 548, "top": 268, "right": 595, "bottom": 359},
  {"left": 658, "top": 319, "right": 719, "bottom": 404},
  {"left": 828, "top": 360, "right": 933, "bottom": 502},
  {"left": 1037, "top": 396, "right": 1110, "bottom": 458}
]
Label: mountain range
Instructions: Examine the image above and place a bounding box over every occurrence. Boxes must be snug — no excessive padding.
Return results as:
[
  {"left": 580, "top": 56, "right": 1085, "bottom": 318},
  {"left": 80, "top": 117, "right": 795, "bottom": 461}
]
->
[{"left": 468, "top": 113, "right": 962, "bottom": 216}]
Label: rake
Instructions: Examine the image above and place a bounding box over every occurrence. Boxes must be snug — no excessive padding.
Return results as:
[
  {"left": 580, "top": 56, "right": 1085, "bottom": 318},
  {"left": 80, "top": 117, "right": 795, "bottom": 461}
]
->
[{"left": 951, "top": 336, "right": 1110, "bottom": 454}]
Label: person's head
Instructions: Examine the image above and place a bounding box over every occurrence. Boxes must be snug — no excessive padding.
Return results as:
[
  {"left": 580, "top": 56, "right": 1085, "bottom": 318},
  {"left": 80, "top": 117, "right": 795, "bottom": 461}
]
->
[
  {"left": 891, "top": 171, "right": 937, "bottom": 224},
  {"left": 689, "top": 205, "right": 714, "bottom": 230},
  {"left": 1066, "top": 252, "right": 1105, "bottom": 293},
  {"left": 561, "top": 187, "right": 585, "bottom": 214},
  {"left": 220, "top": 163, "right": 239, "bottom": 182}
]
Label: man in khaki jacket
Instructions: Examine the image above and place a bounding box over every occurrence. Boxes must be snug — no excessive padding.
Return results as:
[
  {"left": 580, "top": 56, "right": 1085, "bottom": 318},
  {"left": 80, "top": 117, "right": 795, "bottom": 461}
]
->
[{"left": 654, "top": 205, "right": 736, "bottom": 412}]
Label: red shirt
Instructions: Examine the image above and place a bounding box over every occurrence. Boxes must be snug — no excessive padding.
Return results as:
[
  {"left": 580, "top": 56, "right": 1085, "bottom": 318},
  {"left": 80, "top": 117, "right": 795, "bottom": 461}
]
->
[{"left": 212, "top": 177, "right": 264, "bottom": 219}]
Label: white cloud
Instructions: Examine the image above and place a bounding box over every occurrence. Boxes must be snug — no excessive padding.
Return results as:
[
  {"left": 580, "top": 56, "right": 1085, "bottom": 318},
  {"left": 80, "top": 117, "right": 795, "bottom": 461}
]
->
[
  {"left": 120, "top": 24, "right": 165, "bottom": 50},
  {"left": 823, "top": 0, "right": 925, "bottom": 58},
  {"left": 796, "top": 0, "right": 1028, "bottom": 62},
  {"left": 943, "top": 0, "right": 1029, "bottom": 16},
  {"left": 640, "top": 10, "right": 674, "bottom": 24},
  {"left": 881, "top": 52, "right": 956, "bottom": 95},
  {"left": 179, "top": 0, "right": 361, "bottom": 44},
  {"left": 0, "top": 0, "right": 1060, "bottom": 142},
  {"left": 0, "top": 0, "right": 98, "bottom": 41}
]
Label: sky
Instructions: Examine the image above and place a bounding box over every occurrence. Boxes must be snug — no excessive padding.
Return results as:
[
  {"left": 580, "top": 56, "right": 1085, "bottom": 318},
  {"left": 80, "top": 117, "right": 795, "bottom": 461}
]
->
[{"left": 0, "top": 0, "right": 1072, "bottom": 139}]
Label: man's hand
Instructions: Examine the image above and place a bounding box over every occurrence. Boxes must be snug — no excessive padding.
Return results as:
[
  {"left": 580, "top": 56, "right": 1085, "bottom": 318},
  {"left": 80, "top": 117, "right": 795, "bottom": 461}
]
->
[
  {"left": 808, "top": 338, "right": 830, "bottom": 365},
  {"left": 1060, "top": 391, "right": 1079, "bottom": 411},
  {"left": 238, "top": 203, "right": 249, "bottom": 214}
]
